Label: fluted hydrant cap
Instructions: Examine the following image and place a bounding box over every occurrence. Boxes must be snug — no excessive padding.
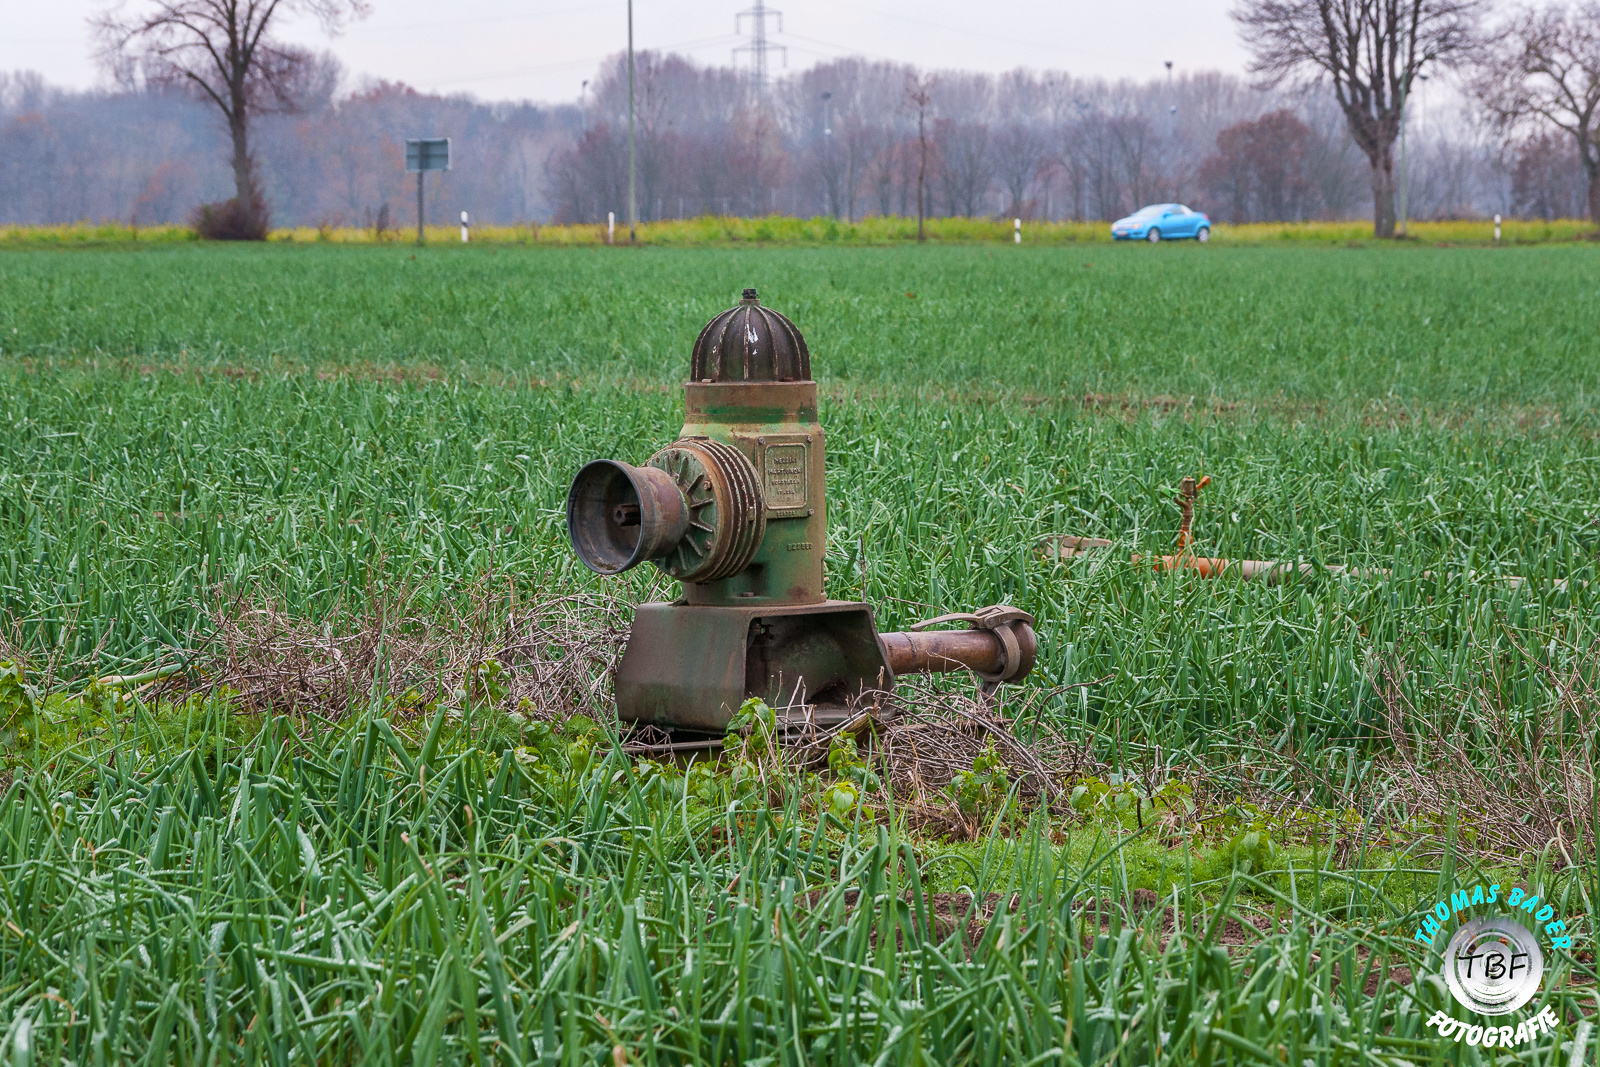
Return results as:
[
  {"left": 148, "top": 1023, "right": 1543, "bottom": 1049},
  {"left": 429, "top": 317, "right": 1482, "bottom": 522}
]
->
[{"left": 689, "top": 287, "right": 811, "bottom": 383}]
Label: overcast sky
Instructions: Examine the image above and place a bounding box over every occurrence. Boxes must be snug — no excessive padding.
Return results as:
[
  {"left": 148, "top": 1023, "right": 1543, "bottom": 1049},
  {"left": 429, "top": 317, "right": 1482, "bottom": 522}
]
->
[{"left": 6, "top": 0, "right": 1250, "bottom": 103}]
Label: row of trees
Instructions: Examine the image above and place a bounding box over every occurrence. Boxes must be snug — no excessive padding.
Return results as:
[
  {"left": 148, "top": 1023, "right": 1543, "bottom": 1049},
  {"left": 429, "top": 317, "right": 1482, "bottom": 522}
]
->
[
  {"left": 2, "top": 0, "right": 1596, "bottom": 233},
  {"left": 0, "top": 69, "right": 576, "bottom": 229},
  {"left": 545, "top": 46, "right": 1589, "bottom": 229},
  {"left": 6, "top": 55, "right": 1584, "bottom": 230},
  {"left": 547, "top": 58, "right": 1378, "bottom": 225}
]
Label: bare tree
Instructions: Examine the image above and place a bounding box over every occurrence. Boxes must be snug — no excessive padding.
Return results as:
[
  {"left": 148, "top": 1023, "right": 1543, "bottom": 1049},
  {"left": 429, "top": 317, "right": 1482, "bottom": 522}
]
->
[
  {"left": 1199, "top": 109, "right": 1318, "bottom": 220},
  {"left": 1233, "top": 0, "right": 1481, "bottom": 236},
  {"left": 1474, "top": 2, "right": 1600, "bottom": 222},
  {"left": 95, "top": 0, "right": 368, "bottom": 226},
  {"left": 813, "top": 118, "right": 845, "bottom": 216},
  {"left": 934, "top": 120, "right": 993, "bottom": 216},
  {"left": 1112, "top": 114, "right": 1157, "bottom": 209},
  {"left": 840, "top": 120, "right": 875, "bottom": 220},
  {"left": 1067, "top": 110, "right": 1125, "bottom": 219},
  {"left": 905, "top": 74, "right": 932, "bottom": 240},
  {"left": 1510, "top": 129, "right": 1590, "bottom": 216},
  {"left": 1297, "top": 87, "right": 1369, "bottom": 215},
  {"left": 993, "top": 123, "right": 1046, "bottom": 217}
]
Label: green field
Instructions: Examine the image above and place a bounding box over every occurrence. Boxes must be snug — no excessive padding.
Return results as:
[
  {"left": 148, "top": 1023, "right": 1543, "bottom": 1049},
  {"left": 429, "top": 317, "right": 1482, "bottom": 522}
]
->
[{"left": 1, "top": 243, "right": 1597, "bottom": 1064}]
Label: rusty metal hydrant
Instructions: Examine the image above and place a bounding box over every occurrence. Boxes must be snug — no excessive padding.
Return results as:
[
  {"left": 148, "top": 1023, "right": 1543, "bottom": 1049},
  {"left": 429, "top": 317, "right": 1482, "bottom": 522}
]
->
[{"left": 566, "top": 288, "right": 1036, "bottom": 732}]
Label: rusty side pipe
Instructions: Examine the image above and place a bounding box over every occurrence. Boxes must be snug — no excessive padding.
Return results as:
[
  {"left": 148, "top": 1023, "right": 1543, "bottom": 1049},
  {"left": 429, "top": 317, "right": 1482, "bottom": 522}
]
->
[{"left": 879, "top": 623, "right": 1038, "bottom": 678}]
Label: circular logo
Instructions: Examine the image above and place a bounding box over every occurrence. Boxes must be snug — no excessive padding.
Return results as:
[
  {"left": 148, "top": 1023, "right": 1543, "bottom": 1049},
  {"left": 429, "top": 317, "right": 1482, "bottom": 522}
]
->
[{"left": 1443, "top": 917, "right": 1544, "bottom": 1016}]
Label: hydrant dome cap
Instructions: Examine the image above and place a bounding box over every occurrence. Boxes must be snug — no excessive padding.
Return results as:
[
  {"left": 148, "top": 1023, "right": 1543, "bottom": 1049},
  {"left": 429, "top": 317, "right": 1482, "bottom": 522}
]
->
[{"left": 690, "top": 288, "right": 812, "bottom": 383}]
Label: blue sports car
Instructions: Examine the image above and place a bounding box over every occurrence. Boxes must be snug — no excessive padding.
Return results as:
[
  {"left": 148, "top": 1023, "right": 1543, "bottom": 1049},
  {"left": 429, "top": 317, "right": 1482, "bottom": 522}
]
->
[{"left": 1110, "top": 204, "right": 1211, "bottom": 243}]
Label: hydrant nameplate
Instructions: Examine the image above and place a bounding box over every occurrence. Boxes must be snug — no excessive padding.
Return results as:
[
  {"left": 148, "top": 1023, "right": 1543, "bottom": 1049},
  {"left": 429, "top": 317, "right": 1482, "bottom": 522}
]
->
[{"left": 759, "top": 436, "right": 810, "bottom": 515}]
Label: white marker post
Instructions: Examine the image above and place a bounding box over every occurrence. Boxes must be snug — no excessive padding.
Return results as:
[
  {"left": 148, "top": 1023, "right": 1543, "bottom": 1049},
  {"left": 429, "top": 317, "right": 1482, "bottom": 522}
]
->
[
  {"left": 608, "top": 212, "right": 615, "bottom": 245},
  {"left": 1494, "top": 214, "right": 1502, "bottom": 243},
  {"left": 460, "top": 211, "right": 470, "bottom": 243},
  {"left": 1014, "top": 217, "right": 1021, "bottom": 244}
]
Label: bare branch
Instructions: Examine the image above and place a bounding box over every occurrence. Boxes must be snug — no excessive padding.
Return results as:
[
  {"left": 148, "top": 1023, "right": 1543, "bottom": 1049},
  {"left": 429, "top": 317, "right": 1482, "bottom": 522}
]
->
[{"left": 1470, "top": 2, "right": 1600, "bottom": 219}]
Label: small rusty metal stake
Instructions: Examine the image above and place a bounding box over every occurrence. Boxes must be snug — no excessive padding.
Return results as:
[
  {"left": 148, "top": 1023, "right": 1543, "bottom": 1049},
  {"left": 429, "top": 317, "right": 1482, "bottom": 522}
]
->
[{"left": 1174, "top": 474, "right": 1210, "bottom": 551}]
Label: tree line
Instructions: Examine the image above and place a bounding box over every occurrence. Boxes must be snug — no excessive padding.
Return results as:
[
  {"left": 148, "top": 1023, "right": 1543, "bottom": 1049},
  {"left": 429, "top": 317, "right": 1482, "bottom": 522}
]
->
[
  {"left": 0, "top": 67, "right": 574, "bottom": 232},
  {"left": 1, "top": 0, "right": 1596, "bottom": 233},
  {"left": 547, "top": 54, "right": 1484, "bottom": 227}
]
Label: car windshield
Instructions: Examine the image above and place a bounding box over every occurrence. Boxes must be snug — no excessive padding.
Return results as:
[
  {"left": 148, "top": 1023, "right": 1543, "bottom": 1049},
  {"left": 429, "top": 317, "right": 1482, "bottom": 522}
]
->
[{"left": 1130, "top": 205, "right": 1169, "bottom": 218}]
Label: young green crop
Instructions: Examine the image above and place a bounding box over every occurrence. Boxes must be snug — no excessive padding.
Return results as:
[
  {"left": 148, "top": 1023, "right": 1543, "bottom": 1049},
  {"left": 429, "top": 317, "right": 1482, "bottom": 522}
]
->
[
  {"left": 0, "top": 243, "right": 1598, "bottom": 1062},
  {"left": 3, "top": 242, "right": 1600, "bottom": 408},
  {"left": 0, "top": 244, "right": 1596, "bottom": 800},
  {"left": 2, "top": 698, "right": 1591, "bottom": 1065}
]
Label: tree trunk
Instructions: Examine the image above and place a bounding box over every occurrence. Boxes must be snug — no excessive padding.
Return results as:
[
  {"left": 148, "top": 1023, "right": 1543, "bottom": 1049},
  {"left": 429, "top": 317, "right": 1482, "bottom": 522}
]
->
[
  {"left": 229, "top": 110, "right": 252, "bottom": 206},
  {"left": 1369, "top": 147, "right": 1397, "bottom": 239},
  {"left": 917, "top": 112, "right": 927, "bottom": 243}
]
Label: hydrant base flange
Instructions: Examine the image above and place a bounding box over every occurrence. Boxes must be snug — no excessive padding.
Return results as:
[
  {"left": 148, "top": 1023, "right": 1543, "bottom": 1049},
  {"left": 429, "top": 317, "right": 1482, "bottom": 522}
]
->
[{"left": 615, "top": 600, "right": 895, "bottom": 732}]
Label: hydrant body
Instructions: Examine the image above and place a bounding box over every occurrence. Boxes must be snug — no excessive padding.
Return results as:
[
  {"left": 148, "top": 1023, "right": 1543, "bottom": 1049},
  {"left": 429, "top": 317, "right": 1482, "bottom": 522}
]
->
[{"left": 674, "top": 378, "right": 825, "bottom": 605}]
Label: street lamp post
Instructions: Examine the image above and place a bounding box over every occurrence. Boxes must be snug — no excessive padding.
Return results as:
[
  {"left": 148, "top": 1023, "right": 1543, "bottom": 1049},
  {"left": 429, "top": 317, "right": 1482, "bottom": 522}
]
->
[
  {"left": 821, "top": 90, "right": 833, "bottom": 216},
  {"left": 1398, "top": 70, "right": 1429, "bottom": 238},
  {"left": 627, "top": 0, "right": 637, "bottom": 242}
]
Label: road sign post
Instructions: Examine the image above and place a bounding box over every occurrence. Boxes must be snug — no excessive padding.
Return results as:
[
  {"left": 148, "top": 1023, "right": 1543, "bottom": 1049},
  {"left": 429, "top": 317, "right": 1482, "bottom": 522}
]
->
[{"left": 405, "top": 138, "right": 451, "bottom": 245}]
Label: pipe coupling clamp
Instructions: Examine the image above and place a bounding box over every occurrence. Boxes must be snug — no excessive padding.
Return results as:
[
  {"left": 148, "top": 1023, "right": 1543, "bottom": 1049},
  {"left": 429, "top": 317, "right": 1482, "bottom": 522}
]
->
[{"left": 911, "top": 604, "right": 1037, "bottom": 695}]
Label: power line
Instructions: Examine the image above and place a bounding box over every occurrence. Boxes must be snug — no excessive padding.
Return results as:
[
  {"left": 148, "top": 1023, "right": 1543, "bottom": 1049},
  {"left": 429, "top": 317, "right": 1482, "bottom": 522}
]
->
[
  {"left": 339, "top": 4, "right": 613, "bottom": 38},
  {"left": 808, "top": 0, "right": 1147, "bottom": 67},
  {"left": 733, "top": 0, "right": 785, "bottom": 94},
  {"left": 780, "top": 30, "right": 899, "bottom": 65},
  {"left": 423, "top": 33, "right": 738, "bottom": 87}
]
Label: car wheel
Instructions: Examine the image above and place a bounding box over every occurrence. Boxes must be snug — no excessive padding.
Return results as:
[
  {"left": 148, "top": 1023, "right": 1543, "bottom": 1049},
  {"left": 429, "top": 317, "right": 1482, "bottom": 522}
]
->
[
  {"left": 1196, "top": 226, "right": 1210, "bottom": 244},
  {"left": 1146, "top": 228, "right": 1161, "bottom": 243}
]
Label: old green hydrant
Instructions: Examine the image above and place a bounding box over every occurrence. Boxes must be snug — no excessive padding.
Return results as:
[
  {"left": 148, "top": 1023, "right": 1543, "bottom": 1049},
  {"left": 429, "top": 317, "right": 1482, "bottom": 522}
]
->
[{"left": 566, "top": 288, "right": 1036, "bottom": 732}]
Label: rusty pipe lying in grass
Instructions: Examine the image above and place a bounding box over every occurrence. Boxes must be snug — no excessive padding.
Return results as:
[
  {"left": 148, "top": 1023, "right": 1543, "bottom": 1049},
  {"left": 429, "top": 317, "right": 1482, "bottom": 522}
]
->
[
  {"left": 1048, "top": 535, "right": 1566, "bottom": 591},
  {"left": 1051, "top": 535, "right": 1385, "bottom": 585},
  {"left": 1047, "top": 475, "right": 1575, "bottom": 591}
]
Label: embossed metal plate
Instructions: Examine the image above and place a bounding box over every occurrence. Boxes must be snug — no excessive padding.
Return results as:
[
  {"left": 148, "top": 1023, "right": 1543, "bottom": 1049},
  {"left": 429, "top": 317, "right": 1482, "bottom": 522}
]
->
[{"left": 758, "top": 435, "right": 810, "bottom": 516}]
